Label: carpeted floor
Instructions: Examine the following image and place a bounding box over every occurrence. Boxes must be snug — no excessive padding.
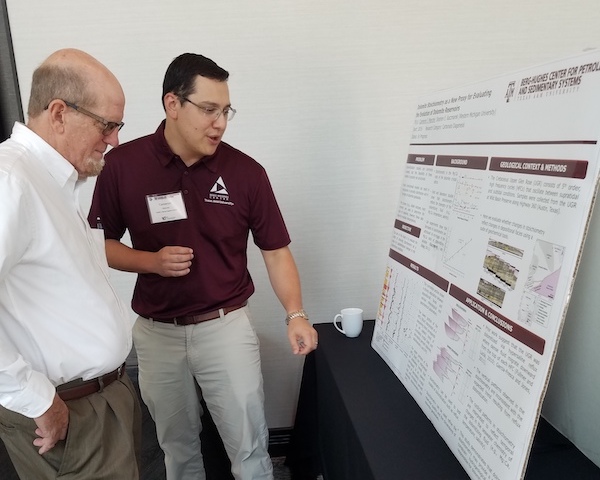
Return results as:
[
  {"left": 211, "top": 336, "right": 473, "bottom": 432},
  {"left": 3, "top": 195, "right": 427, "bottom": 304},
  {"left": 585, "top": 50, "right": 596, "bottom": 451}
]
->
[{"left": 272, "top": 457, "right": 293, "bottom": 479}]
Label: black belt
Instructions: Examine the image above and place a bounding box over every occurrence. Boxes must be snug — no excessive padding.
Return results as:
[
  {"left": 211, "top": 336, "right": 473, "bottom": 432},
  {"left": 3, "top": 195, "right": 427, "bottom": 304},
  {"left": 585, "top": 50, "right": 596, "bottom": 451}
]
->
[
  {"left": 56, "top": 363, "right": 126, "bottom": 402},
  {"left": 144, "top": 302, "right": 247, "bottom": 326}
]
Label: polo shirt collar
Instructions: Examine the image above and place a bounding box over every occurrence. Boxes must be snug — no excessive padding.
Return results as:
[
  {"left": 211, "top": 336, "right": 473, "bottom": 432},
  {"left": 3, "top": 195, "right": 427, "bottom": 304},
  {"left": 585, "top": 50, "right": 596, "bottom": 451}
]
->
[{"left": 152, "top": 120, "right": 220, "bottom": 173}]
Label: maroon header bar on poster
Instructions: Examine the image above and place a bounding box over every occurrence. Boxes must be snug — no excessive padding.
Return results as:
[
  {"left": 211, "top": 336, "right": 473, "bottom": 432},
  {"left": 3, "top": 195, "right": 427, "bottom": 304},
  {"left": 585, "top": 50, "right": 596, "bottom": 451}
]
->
[
  {"left": 490, "top": 157, "right": 588, "bottom": 179},
  {"left": 449, "top": 284, "right": 545, "bottom": 354},
  {"left": 394, "top": 219, "right": 421, "bottom": 238},
  {"left": 389, "top": 249, "right": 449, "bottom": 292},
  {"left": 436, "top": 155, "right": 488, "bottom": 170},
  {"left": 407, "top": 154, "right": 435, "bottom": 166}
]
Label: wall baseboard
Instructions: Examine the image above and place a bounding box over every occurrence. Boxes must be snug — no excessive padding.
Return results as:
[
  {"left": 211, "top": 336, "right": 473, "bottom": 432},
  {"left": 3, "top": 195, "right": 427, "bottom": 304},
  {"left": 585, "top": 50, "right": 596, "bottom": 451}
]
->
[{"left": 268, "top": 427, "right": 293, "bottom": 457}]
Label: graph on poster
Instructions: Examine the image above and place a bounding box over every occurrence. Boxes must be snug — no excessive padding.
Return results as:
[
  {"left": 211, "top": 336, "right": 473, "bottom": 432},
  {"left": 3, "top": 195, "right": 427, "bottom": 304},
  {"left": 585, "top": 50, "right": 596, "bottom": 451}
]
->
[{"left": 518, "top": 240, "right": 564, "bottom": 327}]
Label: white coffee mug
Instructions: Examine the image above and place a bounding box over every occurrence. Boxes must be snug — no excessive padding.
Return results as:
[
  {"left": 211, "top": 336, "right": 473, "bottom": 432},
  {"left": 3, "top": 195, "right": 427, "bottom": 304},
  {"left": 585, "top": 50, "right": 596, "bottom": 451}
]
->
[{"left": 334, "top": 308, "right": 364, "bottom": 338}]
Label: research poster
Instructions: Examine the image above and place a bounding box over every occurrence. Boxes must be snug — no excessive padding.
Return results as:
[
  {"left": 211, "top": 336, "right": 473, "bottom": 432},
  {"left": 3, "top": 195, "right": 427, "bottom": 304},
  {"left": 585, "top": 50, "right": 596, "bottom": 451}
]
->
[{"left": 372, "top": 51, "right": 600, "bottom": 480}]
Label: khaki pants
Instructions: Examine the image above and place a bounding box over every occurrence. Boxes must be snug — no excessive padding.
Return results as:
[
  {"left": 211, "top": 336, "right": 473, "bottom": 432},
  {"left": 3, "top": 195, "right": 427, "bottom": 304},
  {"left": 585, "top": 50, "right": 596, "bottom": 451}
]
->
[
  {"left": 0, "top": 372, "right": 141, "bottom": 479},
  {"left": 133, "top": 306, "right": 273, "bottom": 480}
]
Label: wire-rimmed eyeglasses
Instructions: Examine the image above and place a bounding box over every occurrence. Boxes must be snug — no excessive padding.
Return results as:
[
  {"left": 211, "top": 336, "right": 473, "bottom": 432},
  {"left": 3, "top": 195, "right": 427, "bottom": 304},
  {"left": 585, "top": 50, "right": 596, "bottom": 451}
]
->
[
  {"left": 180, "top": 97, "right": 236, "bottom": 122},
  {"left": 62, "top": 100, "right": 124, "bottom": 136}
]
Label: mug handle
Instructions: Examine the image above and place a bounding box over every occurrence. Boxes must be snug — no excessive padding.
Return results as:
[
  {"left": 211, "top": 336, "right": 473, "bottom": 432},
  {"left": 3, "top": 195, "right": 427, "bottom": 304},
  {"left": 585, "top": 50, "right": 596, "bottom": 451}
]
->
[{"left": 334, "top": 313, "right": 345, "bottom": 334}]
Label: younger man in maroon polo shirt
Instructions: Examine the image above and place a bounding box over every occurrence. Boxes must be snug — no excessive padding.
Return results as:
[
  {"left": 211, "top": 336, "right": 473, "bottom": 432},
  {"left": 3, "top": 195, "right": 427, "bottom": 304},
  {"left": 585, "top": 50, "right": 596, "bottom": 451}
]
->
[{"left": 88, "top": 53, "right": 317, "bottom": 480}]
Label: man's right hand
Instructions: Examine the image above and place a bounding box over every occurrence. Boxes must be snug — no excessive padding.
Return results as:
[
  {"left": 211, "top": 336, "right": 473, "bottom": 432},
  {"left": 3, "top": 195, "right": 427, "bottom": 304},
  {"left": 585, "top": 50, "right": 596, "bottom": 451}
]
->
[
  {"left": 154, "top": 246, "right": 194, "bottom": 277},
  {"left": 33, "top": 394, "right": 68, "bottom": 454}
]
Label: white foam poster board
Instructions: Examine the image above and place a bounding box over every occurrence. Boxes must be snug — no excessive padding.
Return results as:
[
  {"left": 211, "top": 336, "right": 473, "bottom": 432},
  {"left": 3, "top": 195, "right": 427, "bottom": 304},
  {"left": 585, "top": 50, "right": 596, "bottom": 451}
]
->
[{"left": 372, "top": 51, "right": 600, "bottom": 479}]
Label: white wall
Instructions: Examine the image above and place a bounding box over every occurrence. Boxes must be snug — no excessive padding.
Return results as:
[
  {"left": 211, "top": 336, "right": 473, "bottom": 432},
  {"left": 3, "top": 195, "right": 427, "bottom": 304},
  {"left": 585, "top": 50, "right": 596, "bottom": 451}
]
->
[{"left": 6, "top": 0, "right": 600, "bottom": 463}]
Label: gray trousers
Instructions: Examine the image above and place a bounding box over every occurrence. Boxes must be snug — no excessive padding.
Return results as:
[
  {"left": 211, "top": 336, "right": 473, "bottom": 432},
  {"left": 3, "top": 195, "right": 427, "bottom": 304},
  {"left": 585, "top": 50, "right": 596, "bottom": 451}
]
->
[{"left": 0, "top": 372, "right": 141, "bottom": 479}]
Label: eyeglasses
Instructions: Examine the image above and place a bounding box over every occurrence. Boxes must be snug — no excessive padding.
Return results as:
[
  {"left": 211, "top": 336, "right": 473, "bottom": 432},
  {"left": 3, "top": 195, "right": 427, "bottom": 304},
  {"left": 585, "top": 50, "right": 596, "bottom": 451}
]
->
[
  {"left": 62, "top": 100, "right": 124, "bottom": 136},
  {"left": 180, "top": 97, "right": 236, "bottom": 122}
]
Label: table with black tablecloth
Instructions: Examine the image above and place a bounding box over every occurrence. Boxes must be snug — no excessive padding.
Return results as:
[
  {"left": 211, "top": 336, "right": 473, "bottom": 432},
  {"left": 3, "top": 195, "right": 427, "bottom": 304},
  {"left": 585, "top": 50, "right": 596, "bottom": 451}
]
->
[{"left": 286, "top": 320, "right": 600, "bottom": 480}]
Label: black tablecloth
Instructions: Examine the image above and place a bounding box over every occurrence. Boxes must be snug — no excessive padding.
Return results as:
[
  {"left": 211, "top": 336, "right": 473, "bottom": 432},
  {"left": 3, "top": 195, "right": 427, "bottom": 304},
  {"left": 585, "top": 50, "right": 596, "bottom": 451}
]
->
[{"left": 287, "top": 320, "right": 600, "bottom": 480}]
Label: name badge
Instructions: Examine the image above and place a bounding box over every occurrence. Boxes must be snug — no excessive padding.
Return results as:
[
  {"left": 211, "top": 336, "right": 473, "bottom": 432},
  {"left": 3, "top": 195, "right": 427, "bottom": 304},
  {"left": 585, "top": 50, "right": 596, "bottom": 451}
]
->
[{"left": 146, "top": 191, "right": 188, "bottom": 224}]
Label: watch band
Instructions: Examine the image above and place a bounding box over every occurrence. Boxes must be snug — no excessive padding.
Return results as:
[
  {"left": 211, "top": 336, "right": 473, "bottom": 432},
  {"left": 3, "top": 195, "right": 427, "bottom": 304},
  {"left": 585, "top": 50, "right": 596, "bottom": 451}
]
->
[{"left": 285, "top": 309, "right": 309, "bottom": 325}]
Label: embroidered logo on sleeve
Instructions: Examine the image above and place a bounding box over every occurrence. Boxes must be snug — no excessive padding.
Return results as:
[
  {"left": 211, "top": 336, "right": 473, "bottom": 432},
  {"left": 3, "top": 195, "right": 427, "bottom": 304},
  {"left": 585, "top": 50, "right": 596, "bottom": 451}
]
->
[{"left": 205, "top": 176, "right": 234, "bottom": 206}]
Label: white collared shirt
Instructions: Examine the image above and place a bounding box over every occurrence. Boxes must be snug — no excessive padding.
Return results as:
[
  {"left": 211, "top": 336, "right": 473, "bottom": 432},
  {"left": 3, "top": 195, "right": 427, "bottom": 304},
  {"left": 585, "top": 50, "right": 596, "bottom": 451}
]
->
[{"left": 0, "top": 122, "right": 133, "bottom": 418}]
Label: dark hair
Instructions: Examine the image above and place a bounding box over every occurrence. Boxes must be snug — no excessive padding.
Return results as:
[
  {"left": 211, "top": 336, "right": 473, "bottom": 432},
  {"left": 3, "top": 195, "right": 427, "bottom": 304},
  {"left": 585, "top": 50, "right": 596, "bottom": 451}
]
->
[{"left": 162, "top": 53, "right": 229, "bottom": 107}]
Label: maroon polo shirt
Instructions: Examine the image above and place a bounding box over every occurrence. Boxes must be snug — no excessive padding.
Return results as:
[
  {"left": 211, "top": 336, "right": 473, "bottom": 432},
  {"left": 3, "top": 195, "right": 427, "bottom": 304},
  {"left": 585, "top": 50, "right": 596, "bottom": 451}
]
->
[{"left": 88, "top": 121, "right": 290, "bottom": 319}]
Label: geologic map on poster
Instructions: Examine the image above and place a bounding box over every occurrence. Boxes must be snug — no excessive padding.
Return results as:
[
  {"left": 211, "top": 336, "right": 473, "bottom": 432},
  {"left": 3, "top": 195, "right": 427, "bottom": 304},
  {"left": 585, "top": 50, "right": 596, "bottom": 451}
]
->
[{"left": 371, "top": 51, "right": 600, "bottom": 479}]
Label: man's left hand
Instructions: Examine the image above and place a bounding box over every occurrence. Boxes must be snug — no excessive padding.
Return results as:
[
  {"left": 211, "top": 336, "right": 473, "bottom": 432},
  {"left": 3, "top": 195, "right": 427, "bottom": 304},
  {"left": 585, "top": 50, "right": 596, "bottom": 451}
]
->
[{"left": 287, "top": 317, "right": 318, "bottom": 355}]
